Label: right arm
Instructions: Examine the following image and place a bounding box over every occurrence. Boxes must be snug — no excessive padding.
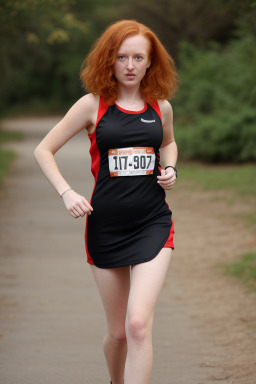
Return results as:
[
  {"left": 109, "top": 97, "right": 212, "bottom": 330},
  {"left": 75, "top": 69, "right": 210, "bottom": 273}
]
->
[{"left": 34, "top": 93, "right": 99, "bottom": 218}]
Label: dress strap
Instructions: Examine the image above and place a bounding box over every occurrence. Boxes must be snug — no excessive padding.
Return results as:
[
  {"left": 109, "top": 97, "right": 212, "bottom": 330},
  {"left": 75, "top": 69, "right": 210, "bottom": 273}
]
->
[
  {"left": 96, "top": 96, "right": 109, "bottom": 127},
  {"left": 149, "top": 101, "right": 162, "bottom": 123}
]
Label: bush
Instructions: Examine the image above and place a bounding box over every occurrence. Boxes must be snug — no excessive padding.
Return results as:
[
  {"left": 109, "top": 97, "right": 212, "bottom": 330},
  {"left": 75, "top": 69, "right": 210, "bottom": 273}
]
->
[
  {"left": 173, "top": 10, "right": 256, "bottom": 162},
  {"left": 176, "top": 105, "right": 256, "bottom": 162}
]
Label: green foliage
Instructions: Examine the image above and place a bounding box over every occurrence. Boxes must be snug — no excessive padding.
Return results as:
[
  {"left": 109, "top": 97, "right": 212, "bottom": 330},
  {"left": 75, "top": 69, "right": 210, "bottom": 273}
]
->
[
  {"left": 0, "top": 130, "right": 23, "bottom": 143},
  {"left": 1, "top": 0, "right": 256, "bottom": 167},
  {"left": 0, "top": 0, "right": 120, "bottom": 115},
  {"left": 0, "top": 149, "right": 15, "bottom": 185},
  {"left": 221, "top": 253, "right": 256, "bottom": 290},
  {"left": 173, "top": 9, "right": 256, "bottom": 162},
  {"left": 175, "top": 106, "right": 256, "bottom": 162},
  {"left": 180, "top": 163, "right": 256, "bottom": 196},
  {"left": 0, "top": 129, "right": 23, "bottom": 184},
  {"left": 244, "top": 212, "right": 256, "bottom": 228},
  {"left": 119, "top": 0, "right": 253, "bottom": 58}
]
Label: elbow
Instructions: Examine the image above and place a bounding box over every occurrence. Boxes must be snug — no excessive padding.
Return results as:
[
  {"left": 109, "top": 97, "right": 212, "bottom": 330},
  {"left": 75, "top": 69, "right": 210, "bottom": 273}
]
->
[
  {"left": 34, "top": 145, "right": 40, "bottom": 162},
  {"left": 34, "top": 144, "right": 46, "bottom": 164},
  {"left": 34, "top": 145, "right": 54, "bottom": 165}
]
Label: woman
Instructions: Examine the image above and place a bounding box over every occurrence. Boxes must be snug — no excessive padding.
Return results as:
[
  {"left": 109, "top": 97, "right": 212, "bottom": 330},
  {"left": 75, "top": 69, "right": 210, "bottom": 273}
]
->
[{"left": 34, "top": 19, "right": 178, "bottom": 384}]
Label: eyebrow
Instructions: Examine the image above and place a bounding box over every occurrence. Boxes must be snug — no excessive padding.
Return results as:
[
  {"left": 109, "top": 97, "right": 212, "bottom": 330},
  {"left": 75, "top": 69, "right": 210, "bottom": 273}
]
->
[{"left": 117, "top": 52, "right": 146, "bottom": 55}]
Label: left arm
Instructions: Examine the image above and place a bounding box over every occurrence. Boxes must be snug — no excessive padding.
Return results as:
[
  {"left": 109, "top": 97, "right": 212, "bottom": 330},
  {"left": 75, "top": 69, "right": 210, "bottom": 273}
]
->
[{"left": 157, "top": 100, "right": 178, "bottom": 190}]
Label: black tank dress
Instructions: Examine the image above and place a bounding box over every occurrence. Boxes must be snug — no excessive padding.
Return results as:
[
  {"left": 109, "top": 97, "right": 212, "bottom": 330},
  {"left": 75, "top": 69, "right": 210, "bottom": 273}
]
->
[{"left": 85, "top": 97, "right": 174, "bottom": 268}]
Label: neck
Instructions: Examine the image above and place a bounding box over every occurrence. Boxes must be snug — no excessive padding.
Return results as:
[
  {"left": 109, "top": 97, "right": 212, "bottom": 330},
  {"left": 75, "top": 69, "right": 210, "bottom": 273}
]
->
[{"left": 116, "top": 85, "right": 144, "bottom": 107}]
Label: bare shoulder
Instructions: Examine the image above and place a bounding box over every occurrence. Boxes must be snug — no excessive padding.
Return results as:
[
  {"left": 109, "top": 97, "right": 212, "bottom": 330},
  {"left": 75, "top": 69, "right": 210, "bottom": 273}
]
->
[
  {"left": 70, "top": 93, "right": 99, "bottom": 122},
  {"left": 158, "top": 100, "right": 173, "bottom": 125},
  {"left": 76, "top": 93, "right": 99, "bottom": 112},
  {"left": 58, "top": 93, "right": 99, "bottom": 136}
]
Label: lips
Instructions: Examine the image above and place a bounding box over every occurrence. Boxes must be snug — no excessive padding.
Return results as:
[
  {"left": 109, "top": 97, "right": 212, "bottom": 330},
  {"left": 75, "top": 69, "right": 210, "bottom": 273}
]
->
[{"left": 126, "top": 74, "right": 136, "bottom": 79}]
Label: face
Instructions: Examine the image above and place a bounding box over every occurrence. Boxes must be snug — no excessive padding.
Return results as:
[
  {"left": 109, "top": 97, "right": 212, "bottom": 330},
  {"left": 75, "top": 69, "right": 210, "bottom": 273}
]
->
[{"left": 113, "top": 34, "right": 151, "bottom": 88}]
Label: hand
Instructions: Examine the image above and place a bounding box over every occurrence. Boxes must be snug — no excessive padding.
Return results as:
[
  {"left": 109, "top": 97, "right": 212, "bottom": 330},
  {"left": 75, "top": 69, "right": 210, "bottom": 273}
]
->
[
  {"left": 62, "top": 189, "right": 93, "bottom": 218},
  {"left": 157, "top": 168, "right": 176, "bottom": 190}
]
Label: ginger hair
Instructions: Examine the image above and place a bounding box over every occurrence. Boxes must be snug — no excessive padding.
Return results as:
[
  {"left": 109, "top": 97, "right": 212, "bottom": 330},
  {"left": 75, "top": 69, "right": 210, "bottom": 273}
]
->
[{"left": 80, "top": 20, "right": 178, "bottom": 105}]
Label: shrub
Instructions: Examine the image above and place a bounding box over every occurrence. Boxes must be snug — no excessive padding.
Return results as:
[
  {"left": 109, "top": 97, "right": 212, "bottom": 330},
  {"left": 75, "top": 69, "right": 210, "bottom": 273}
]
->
[{"left": 173, "top": 11, "right": 256, "bottom": 162}]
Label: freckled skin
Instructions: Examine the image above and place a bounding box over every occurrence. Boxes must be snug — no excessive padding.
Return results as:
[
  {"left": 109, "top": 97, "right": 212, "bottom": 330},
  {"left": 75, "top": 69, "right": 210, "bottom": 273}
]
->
[{"left": 114, "top": 35, "right": 151, "bottom": 89}]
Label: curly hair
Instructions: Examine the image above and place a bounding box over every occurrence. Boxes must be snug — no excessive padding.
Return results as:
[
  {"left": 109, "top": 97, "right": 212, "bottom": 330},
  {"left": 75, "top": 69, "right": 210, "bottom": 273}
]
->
[{"left": 80, "top": 20, "right": 178, "bottom": 105}]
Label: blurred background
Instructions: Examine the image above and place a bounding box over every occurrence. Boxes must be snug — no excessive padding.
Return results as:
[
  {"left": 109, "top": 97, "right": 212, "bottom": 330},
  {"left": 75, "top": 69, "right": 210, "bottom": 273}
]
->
[
  {"left": 0, "top": 2, "right": 256, "bottom": 382},
  {"left": 1, "top": 0, "right": 256, "bottom": 163}
]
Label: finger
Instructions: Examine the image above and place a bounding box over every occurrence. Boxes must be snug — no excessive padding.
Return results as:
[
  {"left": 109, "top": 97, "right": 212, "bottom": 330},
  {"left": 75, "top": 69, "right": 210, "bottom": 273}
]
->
[
  {"left": 157, "top": 178, "right": 176, "bottom": 185},
  {"left": 81, "top": 198, "right": 93, "bottom": 211},
  {"left": 79, "top": 202, "right": 93, "bottom": 215},
  {"left": 159, "top": 177, "right": 176, "bottom": 184},
  {"left": 73, "top": 205, "right": 86, "bottom": 216},
  {"left": 158, "top": 181, "right": 175, "bottom": 189},
  {"left": 157, "top": 172, "right": 176, "bottom": 180},
  {"left": 159, "top": 182, "right": 176, "bottom": 189},
  {"left": 75, "top": 203, "right": 90, "bottom": 216},
  {"left": 70, "top": 207, "right": 81, "bottom": 217},
  {"left": 69, "top": 210, "right": 79, "bottom": 218},
  {"left": 157, "top": 174, "right": 175, "bottom": 181},
  {"left": 71, "top": 202, "right": 93, "bottom": 217}
]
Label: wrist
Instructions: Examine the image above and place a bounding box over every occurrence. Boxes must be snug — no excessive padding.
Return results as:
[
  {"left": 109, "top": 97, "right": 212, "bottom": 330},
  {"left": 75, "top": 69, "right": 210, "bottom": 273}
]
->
[
  {"left": 164, "top": 165, "right": 177, "bottom": 178},
  {"left": 60, "top": 188, "right": 73, "bottom": 198}
]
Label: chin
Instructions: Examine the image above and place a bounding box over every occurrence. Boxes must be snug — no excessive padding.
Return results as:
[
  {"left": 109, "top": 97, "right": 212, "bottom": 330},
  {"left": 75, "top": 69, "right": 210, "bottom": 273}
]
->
[{"left": 123, "top": 79, "right": 140, "bottom": 87}]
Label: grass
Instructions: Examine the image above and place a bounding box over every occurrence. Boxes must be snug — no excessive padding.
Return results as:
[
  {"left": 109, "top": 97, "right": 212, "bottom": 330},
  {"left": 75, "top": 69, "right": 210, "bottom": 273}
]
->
[
  {"left": 180, "top": 162, "right": 256, "bottom": 290},
  {"left": 0, "top": 129, "right": 23, "bottom": 185},
  {"left": 0, "top": 149, "right": 16, "bottom": 185},
  {"left": 220, "top": 253, "right": 256, "bottom": 290},
  {"left": 179, "top": 163, "right": 256, "bottom": 196},
  {"left": 0, "top": 131, "right": 23, "bottom": 143},
  {"left": 179, "top": 163, "right": 256, "bottom": 226},
  {"left": 244, "top": 212, "right": 256, "bottom": 228}
]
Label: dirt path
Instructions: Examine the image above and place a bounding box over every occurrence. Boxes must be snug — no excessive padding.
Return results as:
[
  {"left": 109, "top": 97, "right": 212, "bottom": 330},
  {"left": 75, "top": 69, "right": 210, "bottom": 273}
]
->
[{"left": 0, "top": 117, "right": 255, "bottom": 384}]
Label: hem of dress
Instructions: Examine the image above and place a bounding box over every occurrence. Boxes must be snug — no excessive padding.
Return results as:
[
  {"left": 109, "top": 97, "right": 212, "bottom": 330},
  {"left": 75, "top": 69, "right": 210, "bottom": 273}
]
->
[
  {"left": 87, "top": 213, "right": 174, "bottom": 269},
  {"left": 86, "top": 243, "right": 174, "bottom": 269}
]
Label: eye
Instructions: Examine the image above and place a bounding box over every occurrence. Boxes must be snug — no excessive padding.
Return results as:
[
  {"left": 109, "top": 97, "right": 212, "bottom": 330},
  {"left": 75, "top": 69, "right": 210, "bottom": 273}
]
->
[
  {"left": 117, "top": 55, "right": 126, "bottom": 61},
  {"left": 135, "top": 55, "right": 143, "bottom": 61}
]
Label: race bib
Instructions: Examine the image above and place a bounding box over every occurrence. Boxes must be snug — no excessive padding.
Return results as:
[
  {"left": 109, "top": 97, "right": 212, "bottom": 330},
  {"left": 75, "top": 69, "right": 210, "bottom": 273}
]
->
[{"left": 108, "top": 147, "right": 155, "bottom": 177}]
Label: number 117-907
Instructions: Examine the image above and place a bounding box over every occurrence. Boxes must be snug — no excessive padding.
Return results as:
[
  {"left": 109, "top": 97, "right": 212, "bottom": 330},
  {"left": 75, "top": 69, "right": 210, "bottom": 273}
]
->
[
  {"left": 108, "top": 147, "right": 156, "bottom": 177},
  {"left": 113, "top": 155, "right": 152, "bottom": 170}
]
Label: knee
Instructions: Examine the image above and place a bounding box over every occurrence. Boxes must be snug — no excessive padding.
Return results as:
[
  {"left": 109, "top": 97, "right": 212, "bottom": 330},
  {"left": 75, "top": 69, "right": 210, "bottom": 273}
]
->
[
  {"left": 107, "top": 330, "right": 127, "bottom": 346},
  {"left": 126, "top": 315, "right": 148, "bottom": 343}
]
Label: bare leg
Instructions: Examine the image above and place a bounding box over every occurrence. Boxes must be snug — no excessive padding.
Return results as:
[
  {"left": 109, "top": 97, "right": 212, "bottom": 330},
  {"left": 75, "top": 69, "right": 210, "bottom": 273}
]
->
[
  {"left": 124, "top": 248, "right": 172, "bottom": 384},
  {"left": 90, "top": 265, "right": 130, "bottom": 384}
]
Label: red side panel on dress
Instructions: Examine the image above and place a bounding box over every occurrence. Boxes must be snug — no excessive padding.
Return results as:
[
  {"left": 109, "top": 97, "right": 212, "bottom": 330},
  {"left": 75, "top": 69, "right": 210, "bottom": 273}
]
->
[
  {"left": 85, "top": 97, "right": 109, "bottom": 265},
  {"left": 164, "top": 216, "right": 175, "bottom": 248},
  {"left": 151, "top": 101, "right": 174, "bottom": 249}
]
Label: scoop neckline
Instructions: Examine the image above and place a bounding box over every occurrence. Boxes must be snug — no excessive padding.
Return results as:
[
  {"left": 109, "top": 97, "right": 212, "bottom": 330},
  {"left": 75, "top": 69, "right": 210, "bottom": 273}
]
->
[{"left": 114, "top": 102, "right": 147, "bottom": 114}]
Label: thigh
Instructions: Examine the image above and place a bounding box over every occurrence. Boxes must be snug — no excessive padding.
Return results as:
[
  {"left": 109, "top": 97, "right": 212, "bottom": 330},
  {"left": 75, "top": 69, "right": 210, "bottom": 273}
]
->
[
  {"left": 90, "top": 265, "right": 131, "bottom": 331},
  {"left": 127, "top": 248, "right": 172, "bottom": 323}
]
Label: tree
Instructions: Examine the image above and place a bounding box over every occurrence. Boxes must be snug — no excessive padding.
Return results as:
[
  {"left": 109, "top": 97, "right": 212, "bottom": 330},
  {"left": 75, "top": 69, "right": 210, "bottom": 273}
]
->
[
  {"left": 0, "top": 0, "right": 120, "bottom": 114},
  {"left": 119, "top": 0, "right": 253, "bottom": 58}
]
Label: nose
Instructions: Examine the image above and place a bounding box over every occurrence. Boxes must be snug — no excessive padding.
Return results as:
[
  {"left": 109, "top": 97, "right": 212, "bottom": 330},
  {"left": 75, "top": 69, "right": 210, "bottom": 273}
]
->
[{"left": 126, "top": 57, "right": 134, "bottom": 70}]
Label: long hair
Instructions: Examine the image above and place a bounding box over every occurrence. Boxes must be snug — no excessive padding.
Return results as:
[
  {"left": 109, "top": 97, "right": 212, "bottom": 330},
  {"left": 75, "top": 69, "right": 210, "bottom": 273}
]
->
[{"left": 80, "top": 20, "right": 178, "bottom": 105}]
